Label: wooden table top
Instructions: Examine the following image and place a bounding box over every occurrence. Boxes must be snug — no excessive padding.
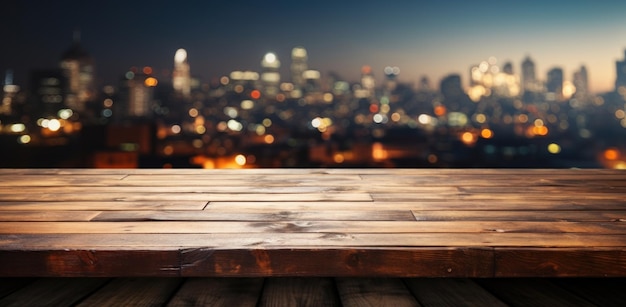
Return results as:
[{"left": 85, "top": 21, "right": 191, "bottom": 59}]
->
[{"left": 0, "top": 168, "right": 624, "bottom": 277}]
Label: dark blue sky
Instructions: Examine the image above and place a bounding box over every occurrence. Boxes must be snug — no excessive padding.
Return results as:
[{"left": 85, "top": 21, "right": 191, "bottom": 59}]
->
[{"left": 2, "top": 0, "right": 625, "bottom": 92}]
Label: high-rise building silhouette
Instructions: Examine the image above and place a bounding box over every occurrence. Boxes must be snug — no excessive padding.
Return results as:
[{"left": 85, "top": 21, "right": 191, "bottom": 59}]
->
[
  {"left": 546, "top": 67, "right": 564, "bottom": 100},
  {"left": 261, "top": 52, "right": 280, "bottom": 97},
  {"left": 502, "top": 61, "right": 513, "bottom": 75},
  {"left": 290, "top": 47, "right": 307, "bottom": 89},
  {"left": 1, "top": 70, "right": 19, "bottom": 115},
  {"left": 573, "top": 65, "right": 589, "bottom": 100},
  {"left": 123, "top": 70, "right": 158, "bottom": 118},
  {"left": 440, "top": 74, "right": 463, "bottom": 100},
  {"left": 615, "top": 49, "right": 626, "bottom": 93},
  {"left": 60, "top": 31, "right": 95, "bottom": 113},
  {"left": 30, "top": 69, "right": 67, "bottom": 116},
  {"left": 172, "top": 48, "right": 191, "bottom": 99},
  {"left": 521, "top": 56, "right": 536, "bottom": 93}
]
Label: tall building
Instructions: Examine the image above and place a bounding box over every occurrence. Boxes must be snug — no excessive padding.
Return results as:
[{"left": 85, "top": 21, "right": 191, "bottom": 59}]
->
[
  {"left": 1, "top": 70, "right": 19, "bottom": 115},
  {"left": 546, "top": 67, "right": 564, "bottom": 100},
  {"left": 122, "top": 70, "right": 158, "bottom": 118},
  {"left": 290, "top": 47, "right": 308, "bottom": 89},
  {"left": 30, "top": 69, "right": 67, "bottom": 116},
  {"left": 573, "top": 65, "right": 589, "bottom": 100},
  {"left": 172, "top": 48, "right": 191, "bottom": 99},
  {"left": 60, "top": 31, "right": 95, "bottom": 113},
  {"left": 521, "top": 56, "right": 536, "bottom": 93},
  {"left": 502, "top": 61, "right": 513, "bottom": 75},
  {"left": 440, "top": 74, "right": 463, "bottom": 100},
  {"left": 261, "top": 52, "right": 280, "bottom": 97},
  {"left": 616, "top": 49, "right": 626, "bottom": 92}
]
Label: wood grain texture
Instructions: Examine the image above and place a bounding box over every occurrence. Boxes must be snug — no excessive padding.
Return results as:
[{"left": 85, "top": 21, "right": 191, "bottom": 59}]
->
[
  {"left": 258, "top": 277, "right": 341, "bottom": 307},
  {"left": 336, "top": 278, "right": 421, "bottom": 307},
  {"left": 180, "top": 248, "right": 493, "bottom": 277},
  {"left": 75, "top": 278, "right": 182, "bottom": 307},
  {"left": 0, "top": 168, "right": 625, "bottom": 278},
  {"left": 0, "top": 278, "right": 108, "bottom": 307},
  {"left": 166, "top": 278, "right": 263, "bottom": 307}
]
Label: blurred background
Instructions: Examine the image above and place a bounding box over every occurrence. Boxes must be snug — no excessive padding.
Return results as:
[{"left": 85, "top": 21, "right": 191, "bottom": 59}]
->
[{"left": 1, "top": 1, "right": 625, "bottom": 169}]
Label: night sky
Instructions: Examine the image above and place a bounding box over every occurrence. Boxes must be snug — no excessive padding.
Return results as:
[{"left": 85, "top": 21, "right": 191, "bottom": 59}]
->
[{"left": 1, "top": 0, "right": 625, "bottom": 93}]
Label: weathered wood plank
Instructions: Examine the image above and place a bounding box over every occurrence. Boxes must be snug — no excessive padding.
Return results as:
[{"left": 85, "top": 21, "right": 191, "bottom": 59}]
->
[
  {"left": 336, "top": 278, "right": 421, "bottom": 307},
  {"left": 258, "top": 277, "right": 340, "bottom": 307},
  {"left": 92, "top": 210, "right": 417, "bottom": 222},
  {"left": 1, "top": 221, "right": 623, "bottom": 234},
  {"left": 180, "top": 248, "right": 493, "bottom": 277},
  {"left": 494, "top": 248, "right": 626, "bottom": 277},
  {"left": 75, "top": 278, "right": 182, "bottom": 306},
  {"left": 0, "top": 250, "right": 180, "bottom": 277},
  {"left": 372, "top": 192, "right": 625, "bottom": 202},
  {"left": 206, "top": 200, "right": 626, "bottom": 211},
  {"left": 412, "top": 210, "right": 626, "bottom": 222},
  {"left": 166, "top": 278, "right": 263, "bottom": 307},
  {"left": 0, "top": 201, "right": 207, "bottom": 211},
  {"left": 0, "top": 185, "right": 365, "bottom": 194},
  {"left": 2, "top": 233, "right": 625, "bottom": 249},
  {"left": 404, "top": 278, "right": 507, "bottom": 307},
  {"left": 0, "top": 192, "right": 372, "bottom": 202},
  {"left": 0, "top": 278, "right": 108, "bottom": 307},
  {"left": 0, "top": 211, "right": 101, "bottom": 221}
]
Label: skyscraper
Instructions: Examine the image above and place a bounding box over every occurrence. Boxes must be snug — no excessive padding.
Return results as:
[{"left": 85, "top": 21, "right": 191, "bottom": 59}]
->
[
  {"left": 291, "top": 47, "right": 308, "bottom": 89},
  {"left": 121, "top": 69, "right": 158, "bottom": 118},
  {"left": 172, "top": 48, "right": 191, "bottom": 99},
  {"left": 60, "top": 31, "right": 95, "bottom": 113},
  {"left": 615, "top": 49, "right": 626, "bottom": 93},
  {"left": 521, "top": 56, "right": 536, "bottom": 93},
  {"left": 502, "top": 61, "right": 513, "bottom": 75},
  {"left": 573, "top": 65, "right": 589, "bottom": 100},
  {"left": 261, "top": 52, "right": 280, "bottom": 97},
  {"left": 30, "top": 69, "right": 67, "bottom": 116},
  {"left": 440, "top": 74, "right": 463, "bottom": 100},
  {"left": 1, "top": 70, "right": 19, "bottom": 115},
  {"left": 546, "top": 67, "right": 564, "bottom": 100}
]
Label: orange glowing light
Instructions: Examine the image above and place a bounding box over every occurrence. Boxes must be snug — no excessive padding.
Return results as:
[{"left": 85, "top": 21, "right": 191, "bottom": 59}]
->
[
  {"left": 361, "top": 65, "right": 372, "bottom": 75},
  {"left": 143, "top": 66, "right": 153, "bottom": 75},
  {"left": 461, "top": 132, "right": 475, "bottom": 145},
  {"left": 604, "top": 148, "right": 620, "bottom": 160},
  {"left": 333, "top": 153, "right": 345, "bottom": 163},
  {"left": 372, "top": 142, "right": 388, "bottom": 160},
  {"left": 144, "top": 77, "right": 158, "bottom": 87},
  {"left": 369, "top": 104, "right": 379, "bottom": 113},
  {"left": 264, "top": 134, "right": 275, "bottom": 144},
  {"left": 434, "top": 105, "right": 447, "bottom": 117},
  {"left": 532, "top": 126, "right": 548, "bottom": 136},
  {"left": 480, "top": 128, "right": 493, "bottom": 139},
  {"left": 250, "top": 90, "right": 261, "bottom": 99}
]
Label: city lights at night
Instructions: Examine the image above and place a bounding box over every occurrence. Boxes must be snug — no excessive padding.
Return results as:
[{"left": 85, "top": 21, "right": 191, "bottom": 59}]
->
[{"left": 1, "top": 1, "right": 625, "bottom": 168}]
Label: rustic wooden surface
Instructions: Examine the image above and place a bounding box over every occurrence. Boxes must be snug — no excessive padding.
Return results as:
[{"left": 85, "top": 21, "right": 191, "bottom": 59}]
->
[
  {"left": 1, "top": 277, "right": 624, "bottom": 306},
  {"left": 0, "top": 168, "right": 624, "bottom": 277}
]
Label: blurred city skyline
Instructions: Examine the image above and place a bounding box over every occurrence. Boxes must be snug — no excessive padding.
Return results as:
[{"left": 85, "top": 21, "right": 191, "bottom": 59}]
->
[{"left": 2, "top": 1, "right": 626, "bottom": 93}]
